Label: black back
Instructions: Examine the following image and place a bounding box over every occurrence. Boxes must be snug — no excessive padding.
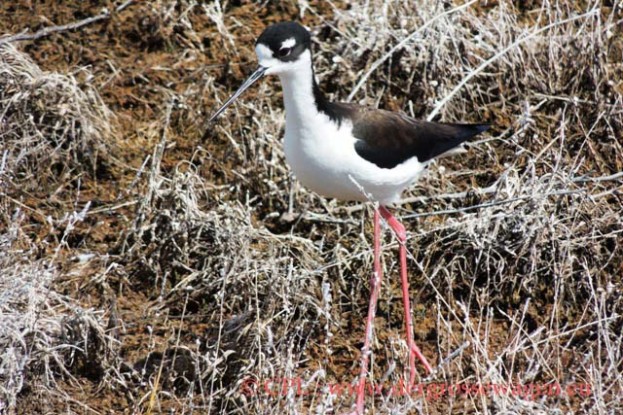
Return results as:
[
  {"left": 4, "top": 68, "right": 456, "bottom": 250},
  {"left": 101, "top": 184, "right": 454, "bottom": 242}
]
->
[{"left": 326, "top": 103, "right": 489, "bottom": 169}]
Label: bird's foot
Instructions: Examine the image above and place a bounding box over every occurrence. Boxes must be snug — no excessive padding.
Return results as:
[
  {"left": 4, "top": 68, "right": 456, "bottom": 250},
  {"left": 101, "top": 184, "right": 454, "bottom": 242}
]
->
[{"left": 410, "top": 344, "right": 433, "bottom": 375}]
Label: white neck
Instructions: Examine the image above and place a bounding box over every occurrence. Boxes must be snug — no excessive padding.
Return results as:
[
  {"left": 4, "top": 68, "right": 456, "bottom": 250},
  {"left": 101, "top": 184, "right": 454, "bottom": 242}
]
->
[{"left": 276, "top": 52, "right": 321, "bottom": 127}]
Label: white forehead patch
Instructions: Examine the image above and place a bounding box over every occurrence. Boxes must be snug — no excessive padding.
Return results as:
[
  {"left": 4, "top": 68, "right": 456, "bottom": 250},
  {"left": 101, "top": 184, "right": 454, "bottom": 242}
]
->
[
  {"left": 280, "top": 37, "right": 296, "bottom": 49},
  {"left": 256, "top": 43, "right": 274, "bottom": 60}
]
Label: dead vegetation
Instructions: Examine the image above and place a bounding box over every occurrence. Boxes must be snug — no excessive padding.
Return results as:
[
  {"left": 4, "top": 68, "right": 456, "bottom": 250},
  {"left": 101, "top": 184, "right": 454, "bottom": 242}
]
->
[
  {"left": 0, "top": 43, "right": 113, "bottom": 191},
  {"left": 0, "top": 0, "right": 622, "bottom": 414}
]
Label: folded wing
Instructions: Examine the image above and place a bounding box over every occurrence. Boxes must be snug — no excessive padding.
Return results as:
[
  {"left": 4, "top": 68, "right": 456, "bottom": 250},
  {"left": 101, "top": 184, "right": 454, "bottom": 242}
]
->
[{"left": 337, "top": 104, "right": 489, "bottom": 169}]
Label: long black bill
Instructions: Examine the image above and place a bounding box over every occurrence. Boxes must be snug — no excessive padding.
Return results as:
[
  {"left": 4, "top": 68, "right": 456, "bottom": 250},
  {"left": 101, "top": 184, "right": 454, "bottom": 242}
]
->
[{"left": 208, "top": 66, "right": 267, "bottom": 123}]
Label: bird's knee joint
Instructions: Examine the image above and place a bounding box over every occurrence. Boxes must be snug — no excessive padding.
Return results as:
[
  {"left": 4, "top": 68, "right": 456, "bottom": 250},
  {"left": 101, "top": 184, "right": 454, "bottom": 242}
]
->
[{"left": 393, "top": 224, "right": 407, "bottom": 241}]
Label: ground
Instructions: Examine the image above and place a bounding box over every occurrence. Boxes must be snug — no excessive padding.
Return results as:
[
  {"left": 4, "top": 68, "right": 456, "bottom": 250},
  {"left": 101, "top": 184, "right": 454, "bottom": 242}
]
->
[{"left": 0, "top": 1, "right": 622, "bottom": 414}]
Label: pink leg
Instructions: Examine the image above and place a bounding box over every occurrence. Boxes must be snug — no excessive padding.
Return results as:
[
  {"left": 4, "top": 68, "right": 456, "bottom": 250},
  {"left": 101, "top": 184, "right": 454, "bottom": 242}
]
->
[
  {"left": 379, "top": 206, "right": 433, "bottom": 381},
  {"left": 345, "top": 207, "right": 432, "bottom": 414},
  {"left": 348, "top": 209, "right": 382, "bottom": 415}
]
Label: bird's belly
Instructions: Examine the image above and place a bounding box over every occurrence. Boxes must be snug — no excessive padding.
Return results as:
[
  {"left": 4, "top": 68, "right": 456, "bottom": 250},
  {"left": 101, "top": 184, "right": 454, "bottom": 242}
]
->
[
  {"left": 283, "top": 126, "right": 426, "bottom": 204},
  {"left": 284, "top": 132, "right": 365, "bottom": 201}
]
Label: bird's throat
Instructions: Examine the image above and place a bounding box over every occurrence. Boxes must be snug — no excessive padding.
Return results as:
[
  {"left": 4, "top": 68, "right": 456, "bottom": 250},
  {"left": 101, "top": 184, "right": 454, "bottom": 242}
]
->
[{"left": 278, "top": 63, "right": 323, "bottom": 127}]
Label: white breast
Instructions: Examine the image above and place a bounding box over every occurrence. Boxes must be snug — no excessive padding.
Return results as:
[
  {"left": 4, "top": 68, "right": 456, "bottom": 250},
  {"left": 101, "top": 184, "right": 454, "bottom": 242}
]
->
[{"left": 284, "top": 112, "right": 364, "bottom": 201}]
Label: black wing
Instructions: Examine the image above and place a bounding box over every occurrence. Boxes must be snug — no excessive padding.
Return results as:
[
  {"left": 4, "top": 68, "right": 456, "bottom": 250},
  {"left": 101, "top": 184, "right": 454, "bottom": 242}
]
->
[{"left": 337, "top": 104, "right": 489, "bottom": 169}]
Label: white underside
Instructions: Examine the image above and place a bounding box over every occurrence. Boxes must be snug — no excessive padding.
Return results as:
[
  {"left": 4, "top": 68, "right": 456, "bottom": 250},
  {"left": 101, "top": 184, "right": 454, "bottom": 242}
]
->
[
  {"left": 265, "top": 51, "right": 427, "bottom": 205},
  {"left": 283, "top": 116, "right": 426, "bottom": 205}
]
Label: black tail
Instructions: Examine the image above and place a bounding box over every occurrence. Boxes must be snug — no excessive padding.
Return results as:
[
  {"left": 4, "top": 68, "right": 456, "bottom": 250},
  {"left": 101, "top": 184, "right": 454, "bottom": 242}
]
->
[{"left": 418, "top": 122, "right": 490, "bottom": 162}]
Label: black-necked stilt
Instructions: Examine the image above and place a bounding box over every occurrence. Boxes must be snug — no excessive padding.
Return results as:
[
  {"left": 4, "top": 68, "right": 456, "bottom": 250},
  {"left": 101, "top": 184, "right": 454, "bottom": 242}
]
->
[{"left": 208, "top": 21, "right": 489, "bottom": 414}]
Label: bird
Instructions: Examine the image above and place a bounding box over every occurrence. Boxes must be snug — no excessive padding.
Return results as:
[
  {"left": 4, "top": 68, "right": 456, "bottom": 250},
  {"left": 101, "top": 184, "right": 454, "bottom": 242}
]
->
[{"left": 207, "top": 21, "right": 489, "bottom": 415}]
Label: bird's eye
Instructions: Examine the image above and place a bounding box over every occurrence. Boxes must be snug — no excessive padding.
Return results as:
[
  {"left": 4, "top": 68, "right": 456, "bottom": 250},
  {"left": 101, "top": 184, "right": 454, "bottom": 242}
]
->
[{"left": 278, "top": 47, "right": 293, "bottom": 57}]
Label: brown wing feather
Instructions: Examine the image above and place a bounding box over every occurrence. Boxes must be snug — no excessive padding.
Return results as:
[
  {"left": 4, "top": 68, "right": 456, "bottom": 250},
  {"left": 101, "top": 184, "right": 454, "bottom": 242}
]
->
[{"left": 332, "top": 103, "right": 489, "bottom": 169}]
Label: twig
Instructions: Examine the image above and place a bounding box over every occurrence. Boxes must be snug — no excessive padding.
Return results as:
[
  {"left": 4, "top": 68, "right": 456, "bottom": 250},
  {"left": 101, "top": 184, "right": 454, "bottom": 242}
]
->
[
  {"left": 86, "top": 200, "right": 138, "bottom": 215},
  {"left": 0, "top": 0, "right": 135, "bottom": 45},
  {"left": 402, "top": 188, "right": 584, "bottom": 220},
  {"left": 427, "top": 8, "right": 599, "bottom": 120},
  {"left": 422, "top": 341, "right": 471, "bottom": 381},
  {"left": 400, "top": 183, "right": 499, "bottom": 205},
  {"left": 146, "top": 102, "right": 173, "bottom": 202},
  {"left": 571, "top": 171, "right": 623, "bottom": 183},
  {"left": 302, "top": 211, "right": 359, "bottom": 225},
  {"left": 347, "top": 0, "right": 479, "bottom": 101}
]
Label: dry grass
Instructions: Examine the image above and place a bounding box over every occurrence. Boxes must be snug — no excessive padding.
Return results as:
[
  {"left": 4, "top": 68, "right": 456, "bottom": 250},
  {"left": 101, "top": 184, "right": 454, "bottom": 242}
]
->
[
  {"left": 0, "top": 210, "right": 117, "bottom": 414},
  {"left": 0, "top": 0, "right": 622, "bottom": 414},
  {"left": 0, "top": 40, "right": 118, "bottom": 414},
  {"left": 0, "top": 43, "right": 113, "bottom": 191}
]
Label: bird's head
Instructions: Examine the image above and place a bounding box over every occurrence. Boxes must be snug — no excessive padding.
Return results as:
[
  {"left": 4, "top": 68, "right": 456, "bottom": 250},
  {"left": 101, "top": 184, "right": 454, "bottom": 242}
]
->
[
  {"left": 254, "top": 21, "right": 312, "bottom": 76},
  {"left": 208, "top": 22, "right": 311, "bottom": 122}
]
